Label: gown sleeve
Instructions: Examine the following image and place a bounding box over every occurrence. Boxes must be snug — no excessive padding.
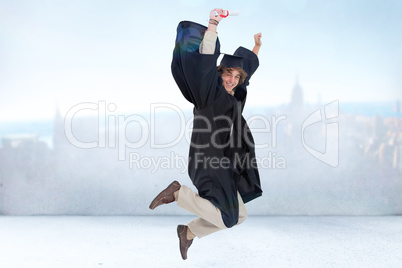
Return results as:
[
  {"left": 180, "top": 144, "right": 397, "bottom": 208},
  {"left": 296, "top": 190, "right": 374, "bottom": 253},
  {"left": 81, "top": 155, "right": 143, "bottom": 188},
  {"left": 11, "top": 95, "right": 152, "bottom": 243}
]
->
[{"left": 171, "top": 21, "right": 222, "bottom": 110}]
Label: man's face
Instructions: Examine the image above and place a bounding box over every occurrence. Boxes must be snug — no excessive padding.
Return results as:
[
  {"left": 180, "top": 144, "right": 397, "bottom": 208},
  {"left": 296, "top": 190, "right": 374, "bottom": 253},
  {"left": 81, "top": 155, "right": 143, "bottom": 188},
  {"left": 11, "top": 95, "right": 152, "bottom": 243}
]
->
[{"left": 221, "top": 69, "right": 240, "bottom": 94}]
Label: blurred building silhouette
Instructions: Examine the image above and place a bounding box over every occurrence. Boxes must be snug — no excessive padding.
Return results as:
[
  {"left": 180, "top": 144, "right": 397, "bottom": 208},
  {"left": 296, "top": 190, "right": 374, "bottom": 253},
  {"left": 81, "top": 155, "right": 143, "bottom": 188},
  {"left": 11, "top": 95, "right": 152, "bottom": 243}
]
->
[
  {"left": 0, "top": 134, "right": 52, "bottom": 181},
  {"left": 290, "top": 76, "right": 304, "bottom": 116},
  {"left": 363, "top": 101, "right": 401, "bottom": 170}
]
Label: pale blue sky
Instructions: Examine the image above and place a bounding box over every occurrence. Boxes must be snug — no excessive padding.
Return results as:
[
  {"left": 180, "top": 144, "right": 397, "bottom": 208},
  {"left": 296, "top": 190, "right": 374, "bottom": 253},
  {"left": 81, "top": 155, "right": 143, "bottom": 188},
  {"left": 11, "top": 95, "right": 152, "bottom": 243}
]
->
[{"left": 1, "top": 0, "right": 401, "bottom": 121}]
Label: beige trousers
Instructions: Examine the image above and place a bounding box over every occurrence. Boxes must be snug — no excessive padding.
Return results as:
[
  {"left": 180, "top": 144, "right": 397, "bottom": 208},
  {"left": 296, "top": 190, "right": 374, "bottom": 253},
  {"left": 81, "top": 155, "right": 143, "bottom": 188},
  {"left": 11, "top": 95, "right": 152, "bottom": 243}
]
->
[{"left": 177, "top": 185, "right": 247, "bottom": 238}]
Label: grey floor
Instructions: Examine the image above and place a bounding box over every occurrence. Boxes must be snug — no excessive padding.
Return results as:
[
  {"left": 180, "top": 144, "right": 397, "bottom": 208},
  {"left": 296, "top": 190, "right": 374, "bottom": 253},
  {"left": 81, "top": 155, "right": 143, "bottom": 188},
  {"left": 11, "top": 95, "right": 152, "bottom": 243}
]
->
[{"left": 1, "top": 216, "right": 401, "bottom": 267}]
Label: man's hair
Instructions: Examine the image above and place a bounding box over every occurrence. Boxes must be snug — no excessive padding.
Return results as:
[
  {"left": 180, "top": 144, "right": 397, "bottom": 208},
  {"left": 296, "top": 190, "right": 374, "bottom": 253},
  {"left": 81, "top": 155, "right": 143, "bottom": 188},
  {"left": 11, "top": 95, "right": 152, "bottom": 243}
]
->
[{"left": 217, "top": 65, "right": 248, "bottom": 86}]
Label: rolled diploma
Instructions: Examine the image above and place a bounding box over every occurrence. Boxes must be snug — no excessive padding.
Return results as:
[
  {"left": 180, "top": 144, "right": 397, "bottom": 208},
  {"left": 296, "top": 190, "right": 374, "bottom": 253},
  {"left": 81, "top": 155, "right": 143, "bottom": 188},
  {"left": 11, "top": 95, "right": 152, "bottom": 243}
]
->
[{"left": 213, "top": 10, "right": 240, "bottom": 17}]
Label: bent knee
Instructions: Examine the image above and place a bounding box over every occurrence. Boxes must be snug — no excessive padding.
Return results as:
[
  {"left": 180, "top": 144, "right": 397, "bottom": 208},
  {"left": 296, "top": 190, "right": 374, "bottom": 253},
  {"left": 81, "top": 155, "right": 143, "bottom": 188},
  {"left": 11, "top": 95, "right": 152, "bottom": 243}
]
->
[{"left": 237, "top": 210, "right": 247, "bottom": 225}]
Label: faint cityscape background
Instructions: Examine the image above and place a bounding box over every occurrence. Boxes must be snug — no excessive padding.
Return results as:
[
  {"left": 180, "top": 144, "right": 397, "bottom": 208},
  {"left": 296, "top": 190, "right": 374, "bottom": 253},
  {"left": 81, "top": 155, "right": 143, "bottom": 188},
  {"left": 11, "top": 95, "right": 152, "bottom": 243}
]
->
[{"left": 1, "top": 79, "right": 400, "bottom": 215}]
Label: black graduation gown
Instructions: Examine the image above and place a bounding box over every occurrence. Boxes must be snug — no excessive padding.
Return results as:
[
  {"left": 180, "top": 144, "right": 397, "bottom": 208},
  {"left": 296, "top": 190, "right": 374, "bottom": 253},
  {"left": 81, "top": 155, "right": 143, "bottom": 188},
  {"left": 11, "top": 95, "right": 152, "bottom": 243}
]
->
[{"left": 171, "top": 21, "right": 262, "bottom": 228}]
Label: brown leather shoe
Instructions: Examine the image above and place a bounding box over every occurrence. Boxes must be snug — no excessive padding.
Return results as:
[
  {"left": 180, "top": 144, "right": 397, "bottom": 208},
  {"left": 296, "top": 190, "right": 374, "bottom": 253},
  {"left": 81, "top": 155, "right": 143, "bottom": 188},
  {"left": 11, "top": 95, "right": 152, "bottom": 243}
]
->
[
  {"left": 177, "top": 225, "right": 193, "bottom": 260},
  {"left": 149, "top": 181, "right": 181, "bottom": 210}
]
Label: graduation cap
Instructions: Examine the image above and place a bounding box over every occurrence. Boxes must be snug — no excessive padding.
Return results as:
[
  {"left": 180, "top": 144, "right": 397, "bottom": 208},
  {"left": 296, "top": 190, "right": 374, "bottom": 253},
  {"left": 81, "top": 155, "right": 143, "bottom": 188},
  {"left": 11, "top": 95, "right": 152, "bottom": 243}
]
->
[
  {"left": 227, "top": 47, "right": 260, "bottom": 102},
  {"left": 233, "top": 47, "right": 259, "bottom": 77},
  {"left": 220, "top": 54, "right": 244, "bottom": 69}
]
